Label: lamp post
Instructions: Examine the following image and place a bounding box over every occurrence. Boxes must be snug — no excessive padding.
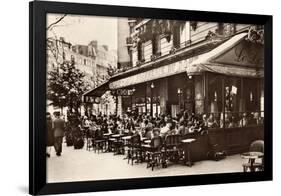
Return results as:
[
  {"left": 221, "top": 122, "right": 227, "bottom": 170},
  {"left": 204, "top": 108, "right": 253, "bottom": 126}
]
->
[{"left": 150, "top": 82, "right": 154, "bottom": 117}]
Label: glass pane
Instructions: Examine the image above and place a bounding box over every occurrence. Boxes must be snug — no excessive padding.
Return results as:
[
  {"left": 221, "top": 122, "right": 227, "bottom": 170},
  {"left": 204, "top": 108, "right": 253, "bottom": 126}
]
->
[{"left": 207, "top": 74, "right": 222, "bottom": 113}]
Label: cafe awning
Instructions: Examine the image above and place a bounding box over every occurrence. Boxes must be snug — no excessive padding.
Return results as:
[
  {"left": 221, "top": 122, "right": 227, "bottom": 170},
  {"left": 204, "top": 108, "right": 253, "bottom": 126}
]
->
[
  {"left": 186, "top": 32, "right": 264, "bottom": 78},
  {"left": 83, "top": 81, "right": 109, "bottom": 98}
]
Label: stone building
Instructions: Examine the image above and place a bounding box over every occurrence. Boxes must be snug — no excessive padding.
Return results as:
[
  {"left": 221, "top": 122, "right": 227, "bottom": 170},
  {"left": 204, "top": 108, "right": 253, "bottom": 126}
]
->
[{"left": 47, "top": 37, "right": 117, "bottom": 116}]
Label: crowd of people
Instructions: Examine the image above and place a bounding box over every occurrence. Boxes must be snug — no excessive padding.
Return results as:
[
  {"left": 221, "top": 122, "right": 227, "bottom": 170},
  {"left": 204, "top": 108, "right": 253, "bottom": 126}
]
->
[
  {"left": 46, "top": 109, "right": 263, "bottom": 157},
  {"left": 80, "top": 111, "right": 208, "bottom": 140}
]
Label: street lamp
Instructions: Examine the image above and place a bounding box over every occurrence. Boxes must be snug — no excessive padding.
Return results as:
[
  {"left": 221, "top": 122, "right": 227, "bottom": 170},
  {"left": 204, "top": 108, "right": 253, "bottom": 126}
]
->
[{"left": 150, "top": 82, "right": 154, "bottom": 117}]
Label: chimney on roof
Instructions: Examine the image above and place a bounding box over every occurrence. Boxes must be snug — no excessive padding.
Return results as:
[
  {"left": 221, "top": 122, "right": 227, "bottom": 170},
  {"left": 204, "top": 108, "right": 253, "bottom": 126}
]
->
[{"left": 88, "top": 40, "right": 98, "bottom": 51}]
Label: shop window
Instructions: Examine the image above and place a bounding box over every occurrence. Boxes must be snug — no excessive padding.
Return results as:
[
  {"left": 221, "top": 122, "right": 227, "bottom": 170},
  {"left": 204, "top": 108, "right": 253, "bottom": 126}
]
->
[
  {"left": 207, "top": 74, "right": 223, "bottom": 113},
  {"left": 223, "top": 77, "right": 241, "bottom": 128},
  {"left": 206, "top": 74, "right": 263, "bottom": 129},
  {"left": 224, "top": 77, "right": 241, "bottom": 112},
  {"left": 84, "top": 59, "right": 86, "bottom": 65},
  {"left": 206, "top": 74, "right": 222, "bottom": 128},
  {"left": 243, "top": 78, "right": 259, "bottom": 112}
]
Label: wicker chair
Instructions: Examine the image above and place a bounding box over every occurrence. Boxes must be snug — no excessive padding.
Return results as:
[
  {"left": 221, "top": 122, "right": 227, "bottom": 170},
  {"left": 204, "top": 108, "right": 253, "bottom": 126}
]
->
[
  {"left": 92, "top": 128, "right": 106, "bottom": 153},
  {"left": 127, "top": 134, "right": 142, "bottom": 165},
  {"left": 146, "top": 136, "right": 164, "bottom": 171},
  {"left": 162, "top": 134, "right": 182, "bottom": 168},
  {"left": 242, "top": 140, "right": 264, "bottom": 172}
]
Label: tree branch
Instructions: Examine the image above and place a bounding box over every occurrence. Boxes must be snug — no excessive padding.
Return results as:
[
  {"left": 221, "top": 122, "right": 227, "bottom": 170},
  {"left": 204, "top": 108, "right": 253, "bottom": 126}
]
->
[{"left": 47, "top": 14, "right": 67, "bottom": 31}]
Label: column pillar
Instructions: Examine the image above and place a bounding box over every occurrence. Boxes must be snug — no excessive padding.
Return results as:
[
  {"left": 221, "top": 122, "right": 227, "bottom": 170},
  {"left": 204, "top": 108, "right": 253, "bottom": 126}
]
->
[
  {"left": 194, "top": 76, "right": 204, "bottom": 114},
  {"left": 159, "top": 78, "right": 168, "bottom": 115}
]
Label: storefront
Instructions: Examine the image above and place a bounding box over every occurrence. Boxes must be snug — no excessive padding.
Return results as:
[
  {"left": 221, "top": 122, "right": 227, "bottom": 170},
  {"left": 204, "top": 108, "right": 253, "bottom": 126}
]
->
[
  {"left": 184, "top": 32, "right": 264, "bottom": 154},
  {"left": 108, "top": 32, "right": 264, "bottom": 154}
]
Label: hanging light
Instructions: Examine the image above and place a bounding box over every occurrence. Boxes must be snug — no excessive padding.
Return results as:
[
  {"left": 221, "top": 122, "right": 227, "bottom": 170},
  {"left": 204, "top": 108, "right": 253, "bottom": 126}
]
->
[
  {"left": 151, "top": 82, "right": 155, "bottom": 89},
  {"left": 214, "top": 91, "right": 217, "bottom": 102},
  {"left": 188, "top": 75, "right": 193, "bottom": 79}
]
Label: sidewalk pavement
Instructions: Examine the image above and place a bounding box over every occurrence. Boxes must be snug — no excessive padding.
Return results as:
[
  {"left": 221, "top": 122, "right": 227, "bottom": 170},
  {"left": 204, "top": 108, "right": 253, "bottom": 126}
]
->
[{"left": 47, "top": 143, "right": 244, "bottom": 183}]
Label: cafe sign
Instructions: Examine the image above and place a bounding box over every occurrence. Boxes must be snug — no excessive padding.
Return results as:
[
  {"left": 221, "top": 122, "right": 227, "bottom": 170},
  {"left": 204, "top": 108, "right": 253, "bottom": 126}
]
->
[{"left": 109, "top": 56, "right": 199, "bottom": 89}]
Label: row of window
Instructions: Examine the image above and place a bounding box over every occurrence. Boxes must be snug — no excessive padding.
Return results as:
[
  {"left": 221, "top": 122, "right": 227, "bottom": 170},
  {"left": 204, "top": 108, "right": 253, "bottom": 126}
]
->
[
  {"left": 66, "top": 53, "right": 95, "bottom": 67},
  {"left": 136, "top": 25, "right": 181, "bottom": 62},
  {"left": 132, "top": 22, "right": 250, "bottom": 66}
]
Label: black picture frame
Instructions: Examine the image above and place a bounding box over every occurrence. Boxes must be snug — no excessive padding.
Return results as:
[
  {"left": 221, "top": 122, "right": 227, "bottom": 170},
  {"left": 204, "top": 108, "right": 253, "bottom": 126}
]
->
[{"left": 29, "top": 1, "right": 273, "bottom": 195}]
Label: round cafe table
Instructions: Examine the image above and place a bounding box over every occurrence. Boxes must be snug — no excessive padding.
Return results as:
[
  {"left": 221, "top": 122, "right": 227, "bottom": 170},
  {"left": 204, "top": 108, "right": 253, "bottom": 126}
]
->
[
  {"left": 103, "top": 133, "right": 113, "bottom": 137},
  {"left": 181, "top": 138, "right": 196, "bottom": 167},
  {"left": 241, "top": 151, "right": 264, "bottom": 172},
  {"left": 122, "top": 135, "right": 132, "bottom": 140},
  {"left": 122, "top": 135, "right": 132, "bottom": 146},
  {"left": 143, "top": 140, "right": 151, "bottom": 144}
]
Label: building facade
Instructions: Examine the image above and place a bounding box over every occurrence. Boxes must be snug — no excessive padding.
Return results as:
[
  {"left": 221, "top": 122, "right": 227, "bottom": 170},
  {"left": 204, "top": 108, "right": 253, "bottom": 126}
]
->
[
  {"left": 106, "top": 19, "right": 264, "bottom": 154},
  {"left": 47, "top": 37, "right": 117, "bottom": 116}
]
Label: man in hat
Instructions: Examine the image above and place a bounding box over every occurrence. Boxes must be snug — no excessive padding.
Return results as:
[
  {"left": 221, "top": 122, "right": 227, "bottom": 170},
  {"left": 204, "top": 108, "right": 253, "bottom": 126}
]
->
[{"left": 53, "top": 112, "right": 65, "bottom": 156}]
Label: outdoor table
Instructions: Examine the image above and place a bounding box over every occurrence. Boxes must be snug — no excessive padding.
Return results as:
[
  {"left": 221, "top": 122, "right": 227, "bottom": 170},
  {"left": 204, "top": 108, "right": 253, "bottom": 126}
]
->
[
  {"left": 103, "top": 133, "right": 113, "bottom": 137},
  {"left": 181, "top": 138, "right": 196, "bottom": 167},
  {"left": 241, "top": 151, "right": 264, "bottom": 172},
  {"left": 111, "top": 134, "right": 124, "bottom": 138},
  {"left": 122, "top": 135, "right": 132, "bottom": 147},
  {"left": 143, "top": 140, "right": 151, "bottom": 144},
  {"left": 122, "top": 135, "right": 132, "bottom": 140}
]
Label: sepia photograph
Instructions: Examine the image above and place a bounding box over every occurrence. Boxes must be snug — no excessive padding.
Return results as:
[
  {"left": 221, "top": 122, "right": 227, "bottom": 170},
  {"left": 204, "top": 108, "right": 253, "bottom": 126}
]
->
[{"left": 45, "top": 13, "right": 265, "bottom": 183}]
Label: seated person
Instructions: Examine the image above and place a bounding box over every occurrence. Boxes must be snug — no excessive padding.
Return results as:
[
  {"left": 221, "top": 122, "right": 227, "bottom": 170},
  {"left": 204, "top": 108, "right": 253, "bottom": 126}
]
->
[
  {"left": 207, "top": 114, "right": 218, "bottom": 128},
  {"left": 253, "top": 112, "right": 263, "bottom": 125},
  {"left": 177, "top": 121, "right": 185, "bottom": 135},
  {"left": 239, "top": 113, "right": 249, "bottom": 127},
  {"left": 160, "top": 122, "right": 172, "bottom": 137},
  {"left": 228, "top": 116, "right": 237, "bottom": 128},
  {"left": 202, "top": 114, "right": 208, "bottom": 127},
  {"left": 152, "top": 128, "right": 161, "bottom": 138}
]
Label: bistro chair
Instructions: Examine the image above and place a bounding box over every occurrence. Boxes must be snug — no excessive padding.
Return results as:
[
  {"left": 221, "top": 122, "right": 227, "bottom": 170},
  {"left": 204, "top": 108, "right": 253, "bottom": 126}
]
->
[
  {"left": 92, "top": 128, "right": 106, "bottom": 153},
  {"left": 127, "top": 134, "right": 142, "bottom": 165},
  {"left": 113, "top": 134, "right": 125, "bottom": 155},
  {"left": 146, "top": 136, "right": 164, "bottom": 171},
  {"left": 242, "top": 140, "right": 264, "bottom": 172},
  {"left": 162, "top": 134, "right": 182, "bottom": 168}
]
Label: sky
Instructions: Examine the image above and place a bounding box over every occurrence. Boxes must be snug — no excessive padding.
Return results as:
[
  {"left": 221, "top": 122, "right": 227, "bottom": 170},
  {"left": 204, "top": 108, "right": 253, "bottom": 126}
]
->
[{"left": 47, "top": 14, "right": 118, "bottom": 51}]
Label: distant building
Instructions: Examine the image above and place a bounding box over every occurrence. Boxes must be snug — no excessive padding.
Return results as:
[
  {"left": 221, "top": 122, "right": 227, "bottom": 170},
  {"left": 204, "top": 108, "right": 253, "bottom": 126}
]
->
[{"left": 47, "top": 37, "right": 117, "bottom": 116}]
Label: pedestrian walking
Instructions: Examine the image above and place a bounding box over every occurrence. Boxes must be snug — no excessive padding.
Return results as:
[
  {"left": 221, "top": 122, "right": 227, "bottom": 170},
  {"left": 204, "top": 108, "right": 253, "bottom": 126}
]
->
[
  {"left": 46, "top": 112, "right": 54, "bottom": 157},
  {"left": 53, "top": 112, "right": 65, "bottom": 156}
]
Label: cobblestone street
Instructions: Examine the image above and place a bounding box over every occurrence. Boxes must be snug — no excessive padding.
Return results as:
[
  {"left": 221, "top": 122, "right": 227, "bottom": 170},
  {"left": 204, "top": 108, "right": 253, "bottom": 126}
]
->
[{"left": 47, "top": 143, "right": 244, "bottom": 183}]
